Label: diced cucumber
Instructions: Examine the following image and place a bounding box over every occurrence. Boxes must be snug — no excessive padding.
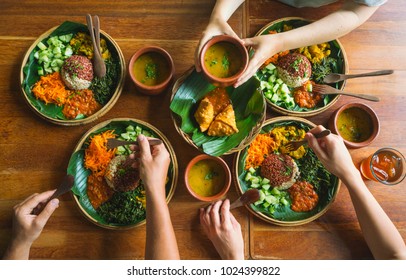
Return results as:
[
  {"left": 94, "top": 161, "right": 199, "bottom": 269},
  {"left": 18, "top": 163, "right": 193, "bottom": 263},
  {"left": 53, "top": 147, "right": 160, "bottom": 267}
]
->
[
  {"left": 261, "top": 184, "right": 271, "bottom": 190},
  {"left": 265, "top": 63, "right": 276, "bottom": 71},
  {"left": 244, "top": 172, "right": 253, "bottom": 181},
  {"left": 265, "top": 195, "right": 278, "bottom": 205},
  {"left": 261, "top": 178, "right": 270, "bottom": 185},
  {"left": 281, "top": 197, "right": 289, "bottom": 206},
  {"left": 249, "top": 167, "right": 256, "bottom": 173},
  {"left": 37, "top": 67, "right": 44, "bottom": 76},
  {"left": 250, "top": 183, "right": 260, "bottom": 188},
  {"left": 280, "top": 84, "right": 290, "bottom": 95},
  {"left": 259, "top": 190, "right": 265, "bottom": 202},
  {"left": 270, "top": 188, "right": 281, "bottom": 196},
  {"left": 270, "top": 93, "right": 279, "bottom": 103},
  {"left": 250, "top": 177, "right": 260, "bottom": 184},
  {"left": 37, "top": 41, "right": 47, "bottom": 50},
  {"left": 276, "top": 78, "right": 283, "bottom": 84}
]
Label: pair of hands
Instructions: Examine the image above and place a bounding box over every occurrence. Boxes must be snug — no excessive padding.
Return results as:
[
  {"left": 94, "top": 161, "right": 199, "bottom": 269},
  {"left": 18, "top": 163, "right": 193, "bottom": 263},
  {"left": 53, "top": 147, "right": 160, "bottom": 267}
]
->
[{"left": 194, "top": 17, "right": 281, "bottom": 88}]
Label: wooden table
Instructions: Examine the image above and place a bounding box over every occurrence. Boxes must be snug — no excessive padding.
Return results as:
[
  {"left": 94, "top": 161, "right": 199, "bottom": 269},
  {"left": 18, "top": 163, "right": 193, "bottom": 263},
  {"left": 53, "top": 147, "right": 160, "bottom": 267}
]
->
[{"left": 0, "top": 0, "right": 405, "bottom": 260}]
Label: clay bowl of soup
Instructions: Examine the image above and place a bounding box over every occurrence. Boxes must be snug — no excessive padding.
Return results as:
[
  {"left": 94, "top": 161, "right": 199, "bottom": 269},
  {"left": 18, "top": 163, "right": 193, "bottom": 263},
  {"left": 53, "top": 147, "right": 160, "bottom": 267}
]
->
[
  {"left": 328, "top": 102, "right": 380, "bottom": 149},
  {"left": 185, "top": 154, "right": 231, "bottom": 202},
  {"left": 129, "top": 46, "right": 175, "bottom": 95},
  {"left": 199, "top": 35, "right": 248, "bottom": 87}
]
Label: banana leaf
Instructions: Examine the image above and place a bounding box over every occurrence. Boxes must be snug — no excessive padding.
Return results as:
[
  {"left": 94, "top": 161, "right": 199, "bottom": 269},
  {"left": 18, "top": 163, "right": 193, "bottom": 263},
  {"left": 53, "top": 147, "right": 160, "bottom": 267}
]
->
[
  {"left": 21, "top": 21, "right": 122, "bottom": 120},
  {"left": 170, "top": 69, "right": 265, "bottom": 156},
  {"left": 236, "top": 120, "right": 339, "bottom": 222},
  {"left": 255, "top": 18, "right": 345, "bottom": 112},
  {"left": 67, "top": 120, "right": 175, "bottom": 227}
]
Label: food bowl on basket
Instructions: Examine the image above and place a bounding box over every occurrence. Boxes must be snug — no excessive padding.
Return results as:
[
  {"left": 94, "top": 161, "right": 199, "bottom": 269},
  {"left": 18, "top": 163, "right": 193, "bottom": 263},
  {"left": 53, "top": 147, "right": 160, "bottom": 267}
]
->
[
  {"left": 199, "top": 35, "right": 249, "bottom": 87},
  {"left": 185, "top": 154, "right": 231, "bottom": 202},
  {"left": 233, "top": 116, "right": 341, "bottom": 226},
  {"left": 67, "top": 118, "right": 178, "bottom": 230},
  {"left": 169, "top": 67, "right": 266, "bottom": 157},
  {"left": 254, "top": 17, "right": 349, "bottom": 117},
  {"left": 128, "top": 46, "right": 175, "bottom": 95},
  {"left": 328, "top": 102, "right": 380, "bottom": 149},
  {"left": 20, "top": 20, "right": 125, "bottom": 126}
]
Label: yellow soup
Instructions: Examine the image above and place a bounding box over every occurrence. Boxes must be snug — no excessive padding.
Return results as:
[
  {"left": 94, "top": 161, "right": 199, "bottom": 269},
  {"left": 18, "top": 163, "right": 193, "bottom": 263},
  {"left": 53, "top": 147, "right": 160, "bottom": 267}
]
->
[
  {"left": 337, "top": 107, "right": 373, "bottom": 142},
  {"left": 188, "top": 159, "right": 226, "bottom": 197},
  {"left": 133, "top": 52, "right": 170, "bottom": 86},
  {"left": 204, "top": 42, "right": 243, "bottom": 78}
]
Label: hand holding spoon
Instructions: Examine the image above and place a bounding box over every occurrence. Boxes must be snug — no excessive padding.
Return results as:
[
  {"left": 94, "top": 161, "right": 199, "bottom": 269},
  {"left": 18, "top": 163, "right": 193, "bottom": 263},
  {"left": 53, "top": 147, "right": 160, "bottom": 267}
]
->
[{"left": 31, "top": 175, "right": 74, "bottom": 215}]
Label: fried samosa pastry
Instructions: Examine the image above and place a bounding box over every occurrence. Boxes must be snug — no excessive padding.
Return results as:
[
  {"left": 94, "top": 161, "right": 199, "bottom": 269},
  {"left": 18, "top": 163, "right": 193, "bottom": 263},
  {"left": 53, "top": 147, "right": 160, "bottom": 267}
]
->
[
  {"left": 194, "top": 98, "right": 214, "bottom": 132},
  {"left": 208, "top": 104, "right": 239, "bottom": 136}
]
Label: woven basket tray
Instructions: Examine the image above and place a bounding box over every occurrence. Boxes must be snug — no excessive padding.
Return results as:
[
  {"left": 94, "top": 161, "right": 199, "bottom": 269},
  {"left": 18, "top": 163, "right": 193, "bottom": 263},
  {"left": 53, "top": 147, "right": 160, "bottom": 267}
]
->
[{"left": 170, "top": 67, "right": 266, "bottom": 156}]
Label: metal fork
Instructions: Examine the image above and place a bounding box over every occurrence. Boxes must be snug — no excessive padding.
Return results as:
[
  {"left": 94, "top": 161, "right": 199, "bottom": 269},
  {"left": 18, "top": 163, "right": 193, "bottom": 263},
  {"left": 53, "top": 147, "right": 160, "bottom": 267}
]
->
[
  {"left": 312, "top": 84, "right": 380, "bottom": 102},
  {"left": 282, "top": 129, "right": 331, "bottom": 152}
]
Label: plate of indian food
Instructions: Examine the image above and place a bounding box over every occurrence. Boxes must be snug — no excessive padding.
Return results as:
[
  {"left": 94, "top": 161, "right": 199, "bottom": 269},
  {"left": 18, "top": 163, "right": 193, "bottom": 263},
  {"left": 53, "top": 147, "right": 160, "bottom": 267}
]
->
[
  {"left": 234, "top": 117, "right": 341, "bottom": 226},
  {"left": 67, "top": 118, "right": 178, "bottom": 229},
  {"left": 20, "top": 20, "right": 125, "bottom": 125},
  {"left": 170, "top": 67, "right": 266, "bottom": 157},
  {"left": 254, "top": 17, "right": 348, "bottom": 117}
]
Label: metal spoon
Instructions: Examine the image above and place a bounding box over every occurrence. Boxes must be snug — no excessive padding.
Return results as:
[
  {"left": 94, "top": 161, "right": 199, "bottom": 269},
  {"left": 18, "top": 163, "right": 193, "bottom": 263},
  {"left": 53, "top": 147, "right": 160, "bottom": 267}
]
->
[
  {"left": 86, "top": 14, "right": 106, "bottom": 78},
  {"left": 323, "top": 70, "right": 394, "bottom": 84},
  {"left": 230, "top": 189, "right": 261, "bottom": 210}
]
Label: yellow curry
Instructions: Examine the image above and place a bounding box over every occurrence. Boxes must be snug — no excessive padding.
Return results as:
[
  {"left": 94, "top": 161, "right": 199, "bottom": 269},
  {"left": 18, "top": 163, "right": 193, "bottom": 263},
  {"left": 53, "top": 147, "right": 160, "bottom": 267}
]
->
[{"left": 188, "top": 159, "right": 226, "bottom": 197}]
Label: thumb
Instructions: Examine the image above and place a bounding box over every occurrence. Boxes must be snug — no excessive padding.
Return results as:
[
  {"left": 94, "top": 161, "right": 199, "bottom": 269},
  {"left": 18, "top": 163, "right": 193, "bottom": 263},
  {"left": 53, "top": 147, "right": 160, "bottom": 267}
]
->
[
  {"left": 137, "top": 134, "right": 152, "bottom": 160},
  {"left": 36, "top": 198, "right": 59, "bottom": 227}
]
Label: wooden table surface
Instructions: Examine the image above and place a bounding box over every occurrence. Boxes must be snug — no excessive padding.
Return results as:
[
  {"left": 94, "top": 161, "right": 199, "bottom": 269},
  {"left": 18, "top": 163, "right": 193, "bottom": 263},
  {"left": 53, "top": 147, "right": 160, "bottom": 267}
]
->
[{"left": 0, "top": 0, "right": 405, "bottom": 260}]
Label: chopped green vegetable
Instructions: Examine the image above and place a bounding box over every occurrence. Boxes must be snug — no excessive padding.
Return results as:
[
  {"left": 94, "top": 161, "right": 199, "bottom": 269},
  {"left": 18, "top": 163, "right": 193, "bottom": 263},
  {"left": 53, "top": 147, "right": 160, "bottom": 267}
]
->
[{"left": 89, "top": 58, "right": 119, "bottom": 105}]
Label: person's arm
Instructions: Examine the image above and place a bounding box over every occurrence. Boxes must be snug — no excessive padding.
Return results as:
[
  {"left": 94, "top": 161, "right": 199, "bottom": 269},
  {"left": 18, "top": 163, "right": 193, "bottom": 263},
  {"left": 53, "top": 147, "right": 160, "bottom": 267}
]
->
[
  {"left": 200, "top": 199, "right": 244, "bottom": 260},
  {"left": 3, "top": 191, "right": 59, "bottom": 260},
  {"left": 132, "top": 134, "right": 180, "bottom": 260},
  {"left": 236, "top": 1, "right": 380, "bottom": 86},
  {"left": 195, "top": 0, "right": 245, "bottom": 71},
  {"left": 306, "top": 125, "right": 406, "bottom": 260}
]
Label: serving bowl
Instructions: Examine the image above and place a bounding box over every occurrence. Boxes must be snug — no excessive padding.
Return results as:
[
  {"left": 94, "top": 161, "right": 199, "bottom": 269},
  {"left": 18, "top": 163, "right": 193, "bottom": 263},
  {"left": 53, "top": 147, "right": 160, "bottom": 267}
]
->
[
  {"left": 199, "top": 35, "right": 249, "bottom": 87},
  {"left": 254, "top": 17, "right": 349, "bottom": 117},
  {"left": 20, "top": 21, "right": 125, "bottom": 126},
  {"left": 233, "top": 116, "right": 340, "bottom": 226},
  {"left": 184, "top": 154, "right": 231, "bottom": 202},
  {"left": 328, "top": 102, "right": 380, "bottom": 149},
  {"left": 128, "top": 46, "right": 175, "bottom": 95},
  {"left": 170, "top": 67, "right": 266, "bottom": 157},
  {"left": 67, "top": 118, "right": 178, "bottom": 229}
]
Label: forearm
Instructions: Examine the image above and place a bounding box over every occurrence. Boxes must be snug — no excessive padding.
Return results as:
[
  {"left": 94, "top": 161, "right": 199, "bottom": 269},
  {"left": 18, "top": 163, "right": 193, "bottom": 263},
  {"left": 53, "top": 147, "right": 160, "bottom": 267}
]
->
[
  {"left": 210, "top": 0, "right": 245, "bottom": 22},
  {"left": 342, "top": 170, "right": 406, "bottom": 260},
  {"left": 145, "top": 193, "right": 179, "bottom": 260},
  {"left": 273, "top": 2, "right": 379, "bottom": 53},
  {"left": 3, "top": 239, "right": 31, "bottom": 260}
]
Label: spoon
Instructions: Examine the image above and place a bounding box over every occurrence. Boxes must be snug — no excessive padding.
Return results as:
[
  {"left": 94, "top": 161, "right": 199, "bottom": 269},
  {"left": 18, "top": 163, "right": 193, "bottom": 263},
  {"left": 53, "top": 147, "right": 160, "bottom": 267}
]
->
[
  {"left": 323, "top": 70, "right": 394, "bottom": 84},
  {"left": 31, "top": 175, "right": 75, "bottom": 215},
  {"left": 229, "top": 189, "right": 261, "bottom": 210},
  {"left": 86, "top": 14, "right": 106, "bottom": 78}
]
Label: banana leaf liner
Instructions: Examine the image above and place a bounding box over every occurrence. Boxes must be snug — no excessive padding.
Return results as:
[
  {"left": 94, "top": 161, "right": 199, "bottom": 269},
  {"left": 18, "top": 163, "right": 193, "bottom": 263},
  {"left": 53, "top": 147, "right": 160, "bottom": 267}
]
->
[
  {"left": 233, "top": 117, "right": 341, "bottom": 226},
  {"left": 67, "top": 118, "right": 178, "bottom": 230},
  {"left": 254, "top": 17, "right": 349, "bottom": 117},
  {"left": 20, "top": 21, "right": 125, "bottom": 126},
  {"left": 170, "top": 67, "right": 266, "bottom": 157}
]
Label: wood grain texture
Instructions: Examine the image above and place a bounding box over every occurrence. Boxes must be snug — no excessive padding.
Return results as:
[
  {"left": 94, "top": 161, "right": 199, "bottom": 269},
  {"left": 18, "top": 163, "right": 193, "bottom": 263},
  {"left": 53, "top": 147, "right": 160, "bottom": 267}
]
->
[{"left": 0, "top": 0, "right": 405, "bottom": 260}]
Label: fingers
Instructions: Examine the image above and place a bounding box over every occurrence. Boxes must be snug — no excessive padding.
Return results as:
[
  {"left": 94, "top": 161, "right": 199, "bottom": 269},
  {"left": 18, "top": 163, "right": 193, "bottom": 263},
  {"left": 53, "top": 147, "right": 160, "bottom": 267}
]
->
[
  {"left": 35, "top": 198, "right": 59, "bottom": 227},
  {"left": 308, "top": 125, "right": 326, "bottom": 135},
  {"left": 16, "top": 190, "right": 57, "bottom": 213},
  {"left": 210, "top": 200, "right": 222, "bottom": 227},
  {"left": 220, "top": 199, "right": 231, "bottom": 224}
]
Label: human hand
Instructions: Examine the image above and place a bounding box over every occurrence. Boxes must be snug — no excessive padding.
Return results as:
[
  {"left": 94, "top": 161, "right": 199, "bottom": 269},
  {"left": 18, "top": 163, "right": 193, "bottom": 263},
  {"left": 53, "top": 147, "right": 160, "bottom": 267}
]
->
[
  {"left": 305, "top": 125, "right": 359, "bottom": 179},
  {"left": 234, "top": 34, "right": 282, "bottom": 87},
  {"left": 194, "top": 17, "right": 240, "bottom": 72},
  {"left": 200, "top": 199, "right": 244, "bottom": 260},
  {"left": 130, "top": 134, "right": 170, "bottom": 198},
  {"left": 12, "top": 191, "right": 59, "bottom": 246}
]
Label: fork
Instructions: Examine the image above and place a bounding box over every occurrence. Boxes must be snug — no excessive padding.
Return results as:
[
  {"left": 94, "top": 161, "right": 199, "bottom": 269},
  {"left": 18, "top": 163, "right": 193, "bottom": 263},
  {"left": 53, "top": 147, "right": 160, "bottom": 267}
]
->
[
  {"left": 282, "top": 129, "right": 331, "bottom": 152},
  {"left": 107, "top": 138, "right": 162, "bottom": 150},
  {"left": 312, "top": 84, "right": 380, "bottom": 102}
]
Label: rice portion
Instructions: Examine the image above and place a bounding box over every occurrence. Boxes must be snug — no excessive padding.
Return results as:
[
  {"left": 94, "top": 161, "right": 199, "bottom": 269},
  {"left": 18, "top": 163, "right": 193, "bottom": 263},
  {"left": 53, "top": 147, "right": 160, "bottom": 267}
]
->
[
  {"left": 260, "top": 153, "right": 300, "bottom": 190},
  {"left": 61, "top": 55, "right": 93, "bottom": 90},
  {"left": 276, "top": 53, "right": 311, "bottom": 88}
]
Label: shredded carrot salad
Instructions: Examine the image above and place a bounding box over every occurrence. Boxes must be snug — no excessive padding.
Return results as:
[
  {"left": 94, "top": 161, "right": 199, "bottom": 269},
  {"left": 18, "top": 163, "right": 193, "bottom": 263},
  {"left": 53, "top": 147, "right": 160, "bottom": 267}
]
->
[
  {"left": 84, "top": 130, "right": 117, "bottom": 177},
  {"left": 245, "top": 133, "right": 277, "bottom": 170},
  {"left": 31, "top": 72, "right": 71, "bottom": 105}
]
